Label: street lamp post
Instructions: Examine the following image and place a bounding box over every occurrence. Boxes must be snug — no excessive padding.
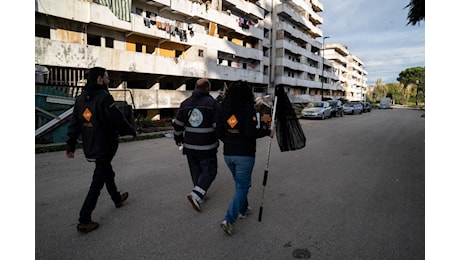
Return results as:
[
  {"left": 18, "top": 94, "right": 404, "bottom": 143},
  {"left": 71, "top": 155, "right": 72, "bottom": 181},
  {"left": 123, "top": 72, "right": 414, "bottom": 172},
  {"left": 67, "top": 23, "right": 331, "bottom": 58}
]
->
[
  {"left": 361, "top": 66, "right": 365, "bottom": 101},
  {"left": 321, "top": 36, "right": 330, "bottom": 101}
]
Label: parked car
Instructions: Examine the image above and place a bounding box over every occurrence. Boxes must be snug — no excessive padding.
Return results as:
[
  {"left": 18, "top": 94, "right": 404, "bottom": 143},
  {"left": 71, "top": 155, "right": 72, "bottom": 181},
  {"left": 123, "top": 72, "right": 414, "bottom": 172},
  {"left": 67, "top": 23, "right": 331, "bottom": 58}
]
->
[
  {"left": 343, "top": 102, "right": 363, "bottom": 115},
  {"left": 301, "top": 101, "right": 332, "bottom": 119},
  {"left": 362, "top": 101, "right": 371, "bottom": 112},
  {"left": 351, "top": 101, "right": 369, "bottom": 113},
  {"left": 327, "top": 100, "right": 344, "bottom": 117},
  {"left": 379, "top": 97, "right": 392, "bottom": 109},
  {"left": 379, "top": 102, "right": 392, "bottom": 109}
]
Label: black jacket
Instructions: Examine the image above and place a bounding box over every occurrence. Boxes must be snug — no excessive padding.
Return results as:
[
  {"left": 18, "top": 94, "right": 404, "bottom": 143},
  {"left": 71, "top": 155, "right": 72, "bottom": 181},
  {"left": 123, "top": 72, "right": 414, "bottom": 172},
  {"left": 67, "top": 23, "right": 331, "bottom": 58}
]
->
[
  {"left": 66, "top": 83, "right": 136, "bottom": 162},
  {"left": 172, "top": 89, "right": 221, "bottom": 157},
  {"left": 216, "top": 101, "right": 270, "bottom": 157}
]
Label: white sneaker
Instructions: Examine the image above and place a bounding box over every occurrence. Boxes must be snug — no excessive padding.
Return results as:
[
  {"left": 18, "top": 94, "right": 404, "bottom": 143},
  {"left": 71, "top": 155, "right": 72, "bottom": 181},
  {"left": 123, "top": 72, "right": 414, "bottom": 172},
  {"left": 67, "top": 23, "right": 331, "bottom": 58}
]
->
[
  {"left": 238, "top": 207, "right": 252, "bottom": 219},
  {"left": 220, "top": 220, "right": 233, "bottom": 236}
]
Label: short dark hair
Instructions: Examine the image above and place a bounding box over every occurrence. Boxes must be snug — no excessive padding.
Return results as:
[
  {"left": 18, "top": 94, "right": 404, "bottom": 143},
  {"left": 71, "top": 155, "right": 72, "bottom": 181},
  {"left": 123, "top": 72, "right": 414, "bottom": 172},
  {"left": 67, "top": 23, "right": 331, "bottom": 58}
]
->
[
  {"left": 195, "top": 78, "right": 210, "bottom": 90},
  {"left": 87, "top": 67, "right": 106, "bottom": 85}
]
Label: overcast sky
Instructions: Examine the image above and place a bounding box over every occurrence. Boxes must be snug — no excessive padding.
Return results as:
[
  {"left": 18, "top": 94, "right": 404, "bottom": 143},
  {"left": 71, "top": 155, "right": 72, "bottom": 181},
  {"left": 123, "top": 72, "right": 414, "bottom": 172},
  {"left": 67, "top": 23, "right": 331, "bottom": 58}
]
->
[{"left": 320, "top": 0, "right": 425, "bottom": 85}]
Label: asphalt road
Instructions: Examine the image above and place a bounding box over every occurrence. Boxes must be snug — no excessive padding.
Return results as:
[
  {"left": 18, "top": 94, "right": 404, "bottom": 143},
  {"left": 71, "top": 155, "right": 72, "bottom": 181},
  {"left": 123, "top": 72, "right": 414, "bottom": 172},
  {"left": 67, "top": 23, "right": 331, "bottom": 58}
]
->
[{"left": 35, "top": 107, "right": 425, "bottom": 260}]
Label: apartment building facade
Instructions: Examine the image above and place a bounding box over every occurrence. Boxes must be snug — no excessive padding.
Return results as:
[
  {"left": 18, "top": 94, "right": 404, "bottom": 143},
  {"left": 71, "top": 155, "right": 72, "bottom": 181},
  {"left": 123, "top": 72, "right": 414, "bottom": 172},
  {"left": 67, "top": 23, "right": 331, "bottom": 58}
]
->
[
  {"left": 35, "top": 0, "right": 356, "bottom": 120},
  {"left": 324, "top": 43, "right": 367, "bottom": 102}
]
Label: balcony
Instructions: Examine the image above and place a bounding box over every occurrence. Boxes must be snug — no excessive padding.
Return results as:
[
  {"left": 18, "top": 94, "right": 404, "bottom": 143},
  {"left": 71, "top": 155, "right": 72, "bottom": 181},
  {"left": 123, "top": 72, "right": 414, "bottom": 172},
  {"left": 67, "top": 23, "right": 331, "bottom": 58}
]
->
[
  {"left": 285, "top": 0, "right": 309, "bottom": 13},
  {"left": 311, "top": 0, "right": 324, "bottom": 12},
  {"left": 146, "top": 0, "right": 170, "bottom": 7},
  {"left": 275, "top": 4, "right": 322, "bottom": 37},
  {"left": 130, "top": 14, "right": 175, "bottom": 41},
  {"left": 170, "top": 0, "right": 264, "bottom": 40},
  {"left": 224, "top": 0, "right": 265, "bottom": 20},
  {"left": 110, "top": 88, "right": 221, "bottom": 109},
  {"left": 325, "top": 52, "right": 347, "bottom": 64},
  {"left": 35, "top": 38, "right": 208, "bottom": 77},
  {"left": 309, "top": 11, "right": 323, "bottom": 25},
  {"left": 208, "top": 62, "right": 263, "bottom": 82},
  {"left": 208, "top": 36, "right": 263, "bottom": 61},
  {"left": 276, "top": 39, "right": 307, "bottom": 56},
  {"left": 35, "top": 0, "right": 92, "bottom": 24},
  {"left": 277, "top": 22, "right": 311, "bottom": 44},
  {"left": 276, "top": 58, "right": 303, "bottom": 72},
  {"left": 274, "top": 75, "right": 308, "bottom": 87}
]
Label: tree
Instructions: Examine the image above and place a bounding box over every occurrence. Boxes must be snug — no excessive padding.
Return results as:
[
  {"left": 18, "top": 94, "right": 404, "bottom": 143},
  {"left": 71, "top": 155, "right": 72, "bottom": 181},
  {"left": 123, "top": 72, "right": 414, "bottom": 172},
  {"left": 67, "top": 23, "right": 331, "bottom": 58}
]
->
[
  {"left": 405, "top": 0, "right": 425, "bottom": 26},
  {"left": 368, "top": 79, "right": 389, "bottom": 102},
  {"left": 397, "top": 67, "right": 425, "bottom": 106},
  {"left": 387, "top": 83, "right": 402, "bottom": 104}
]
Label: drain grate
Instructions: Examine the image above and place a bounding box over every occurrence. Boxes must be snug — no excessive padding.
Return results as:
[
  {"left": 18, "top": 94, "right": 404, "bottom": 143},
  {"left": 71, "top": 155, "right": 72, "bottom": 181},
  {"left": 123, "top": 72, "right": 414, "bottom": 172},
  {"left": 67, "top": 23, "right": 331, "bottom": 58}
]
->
[{"left": 292, "top": 248, "right": 311, "bottom": 259}]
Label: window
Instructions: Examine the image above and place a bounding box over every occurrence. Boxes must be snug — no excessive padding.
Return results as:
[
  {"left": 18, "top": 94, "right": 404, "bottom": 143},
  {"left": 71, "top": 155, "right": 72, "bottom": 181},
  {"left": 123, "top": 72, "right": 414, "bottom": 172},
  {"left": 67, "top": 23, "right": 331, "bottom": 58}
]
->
[
  {"left": 146, "top": 45, "right": 155, "bottom": 54},
  {"left": 164, "top": 82, "right": 174, "bottom": 90},
  {"left": 127, "top": 80, "right": 147, "bottom": 89},
  {"left": 105, "top": 37, "right": 114, "bottom": 48},
  {"left": 263, "top": 47, "right": 269, "bottom": 57},
  {"left": 135, "top": 43, "right": 143, "bottom": 52},
  {"left": 87, "top": 34, "right": 101, "bottom": 46},
  {"left": 35, "top": 24, "right": 50, "bottom": 39},
  {"left": 198, "top": 49, "right": 204, "bottom": 57}
]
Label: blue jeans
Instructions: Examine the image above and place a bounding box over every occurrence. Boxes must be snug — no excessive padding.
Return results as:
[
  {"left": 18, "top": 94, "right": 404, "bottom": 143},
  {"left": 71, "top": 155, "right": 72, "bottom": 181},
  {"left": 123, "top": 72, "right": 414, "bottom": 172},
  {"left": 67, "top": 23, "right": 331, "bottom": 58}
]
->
[{"left": 223, "top": 155, "right": 255, "bottom": 223}]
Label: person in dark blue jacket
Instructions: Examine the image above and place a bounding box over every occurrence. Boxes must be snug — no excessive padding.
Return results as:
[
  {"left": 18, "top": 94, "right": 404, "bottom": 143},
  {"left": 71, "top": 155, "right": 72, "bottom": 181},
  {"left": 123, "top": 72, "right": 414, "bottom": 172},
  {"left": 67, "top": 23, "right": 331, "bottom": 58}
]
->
[
  {"left": 216, "top": 80, "right": 274, "bottom": 236},
  {"left": 172, "top": 78, "right": 221, "bottom": 212},
  {"left": 65, "top": 67, "right": 137, "bottom": 233}
]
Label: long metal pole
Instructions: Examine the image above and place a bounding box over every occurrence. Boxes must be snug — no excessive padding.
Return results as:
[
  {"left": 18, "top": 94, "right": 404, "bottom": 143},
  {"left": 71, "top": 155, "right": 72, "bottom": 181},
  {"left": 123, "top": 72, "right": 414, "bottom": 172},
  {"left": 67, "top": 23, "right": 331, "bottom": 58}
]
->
[
  {"left": 269, "top": 0, "right": 276, "bottom": 95},
  {"left": 258, "top": 95, "right": 278, "bottom": 222},
  {"left": 257, "top": 0, "right": 277, "bottom": 223},
  {"left": 361, "top": 66, "right": 365, "bottom": 101}
]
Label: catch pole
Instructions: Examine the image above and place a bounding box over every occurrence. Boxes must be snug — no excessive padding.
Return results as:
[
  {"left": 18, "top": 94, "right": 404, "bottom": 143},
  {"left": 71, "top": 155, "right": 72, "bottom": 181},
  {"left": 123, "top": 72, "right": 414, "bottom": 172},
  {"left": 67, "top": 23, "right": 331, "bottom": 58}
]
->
[{"left": 258, "top": 95, "right": 277, "bottom": 222}]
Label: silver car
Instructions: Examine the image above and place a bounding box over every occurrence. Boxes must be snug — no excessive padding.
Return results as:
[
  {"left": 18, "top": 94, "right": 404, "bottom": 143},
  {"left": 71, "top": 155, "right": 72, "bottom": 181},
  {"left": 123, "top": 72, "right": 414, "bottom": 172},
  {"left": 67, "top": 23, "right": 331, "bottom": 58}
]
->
[
  {"left": 343, "top": 102, "right": 363, "bottom": 115},
  {"left": 301, "top": 101, "right": 332, "bottom": 119}
]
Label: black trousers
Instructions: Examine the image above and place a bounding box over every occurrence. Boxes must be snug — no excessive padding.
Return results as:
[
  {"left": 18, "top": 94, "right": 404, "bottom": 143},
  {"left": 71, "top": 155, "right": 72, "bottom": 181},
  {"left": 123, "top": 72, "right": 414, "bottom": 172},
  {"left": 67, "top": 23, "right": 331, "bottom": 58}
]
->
[
  {"left": 78, "top": 159, "right": 122, "bottom": 224},
  {"left": 186, "top": 154, "right": 218, "bottom": 197}
]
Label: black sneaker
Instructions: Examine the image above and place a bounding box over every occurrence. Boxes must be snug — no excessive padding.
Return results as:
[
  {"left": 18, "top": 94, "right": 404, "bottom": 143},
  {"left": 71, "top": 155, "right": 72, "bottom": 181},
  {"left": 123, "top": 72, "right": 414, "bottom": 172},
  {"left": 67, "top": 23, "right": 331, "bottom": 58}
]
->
[
  {"left": 77, "top": 221, "right": 99, "bottom": 233},
  {"left": 115, "top": 192, "right": 129, "bottom": 208}
]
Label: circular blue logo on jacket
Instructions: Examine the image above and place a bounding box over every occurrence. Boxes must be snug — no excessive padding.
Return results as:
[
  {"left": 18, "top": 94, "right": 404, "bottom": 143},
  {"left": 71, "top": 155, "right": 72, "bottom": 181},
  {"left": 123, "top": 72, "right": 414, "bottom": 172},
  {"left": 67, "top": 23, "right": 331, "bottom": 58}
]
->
[{"left": 189, "top": 108, "right": 203, "bottom": 127}]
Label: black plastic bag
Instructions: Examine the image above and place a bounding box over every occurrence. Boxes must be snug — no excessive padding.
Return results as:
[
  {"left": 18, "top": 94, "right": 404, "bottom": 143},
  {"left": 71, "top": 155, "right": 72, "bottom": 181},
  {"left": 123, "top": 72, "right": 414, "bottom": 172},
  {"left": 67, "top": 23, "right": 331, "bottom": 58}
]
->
[{"left": 274, "top": 86, "right": 306, "bottom": 152}]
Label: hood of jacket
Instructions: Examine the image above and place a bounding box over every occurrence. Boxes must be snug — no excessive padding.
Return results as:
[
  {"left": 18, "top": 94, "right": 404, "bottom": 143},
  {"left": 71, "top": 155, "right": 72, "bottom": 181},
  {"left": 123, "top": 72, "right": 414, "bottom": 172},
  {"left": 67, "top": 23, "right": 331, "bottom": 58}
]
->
[
  {"left": 83, "top": 83, "right": 109, "bottom": 100},
  {"left": 191, "top": 89, "right": 210, "bottom": 99}
]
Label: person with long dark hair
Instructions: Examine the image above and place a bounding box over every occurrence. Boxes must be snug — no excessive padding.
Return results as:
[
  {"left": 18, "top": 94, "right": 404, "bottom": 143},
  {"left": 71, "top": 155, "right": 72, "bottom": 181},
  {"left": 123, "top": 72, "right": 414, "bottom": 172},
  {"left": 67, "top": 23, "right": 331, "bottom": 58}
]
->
[{"left": 216, "top": 80, "right": 274, "bottom": 236}]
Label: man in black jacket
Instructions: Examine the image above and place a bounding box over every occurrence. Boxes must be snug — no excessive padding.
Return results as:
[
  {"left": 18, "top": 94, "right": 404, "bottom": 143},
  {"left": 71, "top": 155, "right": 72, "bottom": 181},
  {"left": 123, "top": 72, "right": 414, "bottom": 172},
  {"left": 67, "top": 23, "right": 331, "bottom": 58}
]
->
[
  {"left": 66, "top": 67, "right": 137, "bottom": 233},
  {"left": 172, "top": 78, "right": 221, "bottom": 212}
]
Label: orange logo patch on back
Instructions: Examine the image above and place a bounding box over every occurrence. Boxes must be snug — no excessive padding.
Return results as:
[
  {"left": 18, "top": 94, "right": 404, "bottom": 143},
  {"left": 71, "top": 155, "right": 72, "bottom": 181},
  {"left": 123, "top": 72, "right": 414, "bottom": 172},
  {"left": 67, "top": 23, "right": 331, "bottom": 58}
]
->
[
  {"left": 227, "top": 114, "right": 238, "bottom": 128},
  {"left": 83, "top": 108, "right": 92, "bottom": 122}
]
